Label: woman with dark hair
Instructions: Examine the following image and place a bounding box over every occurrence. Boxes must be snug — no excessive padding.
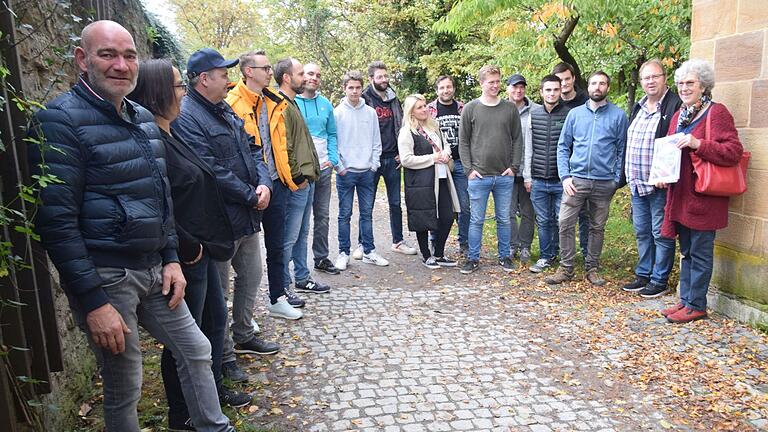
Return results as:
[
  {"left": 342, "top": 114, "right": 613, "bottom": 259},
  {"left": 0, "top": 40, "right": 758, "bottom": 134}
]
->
[
  {"left": 656, "top": 59, "right": 744, "bottom": 324},
  {"left": 128, "top": 59, "right": 247, "bottom": 431}
]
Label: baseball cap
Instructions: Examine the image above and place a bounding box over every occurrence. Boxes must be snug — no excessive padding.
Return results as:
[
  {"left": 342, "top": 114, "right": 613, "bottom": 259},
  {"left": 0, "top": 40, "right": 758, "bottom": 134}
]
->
[
  {"left": 506, "top": 74, "right": 527, "bottom": 86},
  {"left": 186, "top": 48, "right": 239, "bottom": 78}
]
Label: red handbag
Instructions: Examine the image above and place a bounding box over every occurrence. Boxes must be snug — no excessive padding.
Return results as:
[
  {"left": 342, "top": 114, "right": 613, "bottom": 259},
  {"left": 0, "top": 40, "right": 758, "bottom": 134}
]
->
[{"left": 689, "top": 107, "right": 750, "bottom": 197}]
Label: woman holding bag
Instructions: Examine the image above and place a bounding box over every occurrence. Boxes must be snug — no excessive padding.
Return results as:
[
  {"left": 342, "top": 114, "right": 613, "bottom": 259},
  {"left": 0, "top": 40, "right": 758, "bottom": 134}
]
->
[
  {"left": 398, "top": 94, "right": 461, "bottom": 269},
  {"left": 656, "top": 59, "right": 744, "bottom": 324}
]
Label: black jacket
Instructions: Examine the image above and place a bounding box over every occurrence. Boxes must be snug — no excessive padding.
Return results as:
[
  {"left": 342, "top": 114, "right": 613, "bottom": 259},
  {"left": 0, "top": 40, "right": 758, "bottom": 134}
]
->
[
  {"left": 172, "top": 88, "right": 271, "bottom": 239},
  {"left": 618, "top": 89, "right": 682, "bottom": 187},
  {"left": 530, "top": 102, "right": 571, "bottom": 180},
  {"left": 161, "top": 129, "right": 235, "bottom": 262},
  {"left": 403, "top": 131, "right": 438, "bottom": 232},
  {"left": 362, "top": 85, "right": 403, "bottom": 158},
  {"left": 28, "top": 78, "right": 178, "bottom": 314}
]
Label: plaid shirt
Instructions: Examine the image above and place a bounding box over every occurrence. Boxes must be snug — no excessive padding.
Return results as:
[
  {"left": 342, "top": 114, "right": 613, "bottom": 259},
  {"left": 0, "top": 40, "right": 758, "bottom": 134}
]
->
[{"left": 625, "top": 94, "right": 663, "bottom": 196}]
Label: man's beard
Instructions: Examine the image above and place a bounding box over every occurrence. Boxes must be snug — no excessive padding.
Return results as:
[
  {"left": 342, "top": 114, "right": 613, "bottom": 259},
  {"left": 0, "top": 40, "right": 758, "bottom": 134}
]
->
[
  {"left": 589, "top": 92, "right": 607, "bottom": 102},
  {"left": 291, "top": 83, "right": 306, "bottom": 94},
  {"left": 374, "top": 81, "right": 388, "bottom": 92}
]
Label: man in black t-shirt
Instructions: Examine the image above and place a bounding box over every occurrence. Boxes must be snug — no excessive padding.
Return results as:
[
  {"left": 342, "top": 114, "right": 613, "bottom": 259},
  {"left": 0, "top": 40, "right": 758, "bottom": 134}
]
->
[{"left": 427, "top": 75, "right": 468, "bottom": 255}]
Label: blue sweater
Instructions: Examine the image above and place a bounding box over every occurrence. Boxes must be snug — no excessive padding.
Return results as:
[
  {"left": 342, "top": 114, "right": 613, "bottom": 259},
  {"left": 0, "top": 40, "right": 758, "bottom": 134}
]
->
[
  {"left": 557, "top": 100, "right": 628, "bottom": 183},
  {"left": 295, "top": 93, "right": 339, "bottom": 167}
]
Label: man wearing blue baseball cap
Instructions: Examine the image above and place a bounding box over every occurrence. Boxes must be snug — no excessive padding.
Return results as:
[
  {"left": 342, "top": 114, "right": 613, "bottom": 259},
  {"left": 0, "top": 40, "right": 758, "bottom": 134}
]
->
[{"left": 172, "top": 48, "right": 284, "bottom": 396}]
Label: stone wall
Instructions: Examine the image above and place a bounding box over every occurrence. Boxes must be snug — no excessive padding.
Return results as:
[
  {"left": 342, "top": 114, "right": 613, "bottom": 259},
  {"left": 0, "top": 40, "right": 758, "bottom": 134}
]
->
[{"left": 689, "top": 0, "right": 768, "bottom": 326}]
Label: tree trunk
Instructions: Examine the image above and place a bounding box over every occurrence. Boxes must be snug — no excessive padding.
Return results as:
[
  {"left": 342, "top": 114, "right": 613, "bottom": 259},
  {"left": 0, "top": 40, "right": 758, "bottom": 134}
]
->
[{"left": 552, "top": 14, "right": 585, "bottom": 90}]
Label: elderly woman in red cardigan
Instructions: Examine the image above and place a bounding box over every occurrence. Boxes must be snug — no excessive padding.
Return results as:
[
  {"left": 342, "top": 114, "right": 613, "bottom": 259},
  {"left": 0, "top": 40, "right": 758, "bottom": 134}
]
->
[{"left": 656, "top": 59, "right": 744, "bottom": 324}]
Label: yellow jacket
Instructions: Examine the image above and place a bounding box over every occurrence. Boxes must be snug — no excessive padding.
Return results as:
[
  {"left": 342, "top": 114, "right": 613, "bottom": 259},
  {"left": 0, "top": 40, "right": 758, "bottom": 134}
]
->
[{"left": 226, "top": 80, "right": 299, "bottom": 190}]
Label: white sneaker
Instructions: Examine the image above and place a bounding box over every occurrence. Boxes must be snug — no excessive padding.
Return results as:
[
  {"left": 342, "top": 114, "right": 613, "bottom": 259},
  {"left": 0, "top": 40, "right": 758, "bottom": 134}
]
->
[
  {"left": 335, "top": 252, "right": 350, "bottom": 271},
  {"left": 362, "top": 250, "right": 389, "bottom": 266},
  {"left": 391, "top": 241, "right": 417, "bottom": 255},
  {"left": 267, "top": 299, "right": 302, "bottom": 320},
  {"left": 351, "top": 244, "right": 364, "bottom": 260}
]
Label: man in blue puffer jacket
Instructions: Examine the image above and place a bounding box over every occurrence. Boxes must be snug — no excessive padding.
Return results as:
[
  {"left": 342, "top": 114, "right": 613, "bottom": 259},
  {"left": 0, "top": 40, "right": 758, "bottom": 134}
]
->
[{"left": 27, "top": 21, "right": 231, "bottom": 432}]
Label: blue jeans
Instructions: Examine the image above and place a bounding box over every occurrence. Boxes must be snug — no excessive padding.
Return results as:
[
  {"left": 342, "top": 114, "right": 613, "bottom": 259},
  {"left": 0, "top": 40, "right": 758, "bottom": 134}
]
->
[
  {"left": 467, "top": 175, "right": 514, "bottom": 261},
  {"left": 677, "top": 224, "right": 715, "bottom": 312},
  {"left": 70, "top": 265, "right": 231, "bottom": 432},
  {"left": 531, "top": 179, "right": 563, "bottom": 261},
  {"left": 283, "top": 182, "right": 315, "bottom": 286},
  {"left": 161, "top": 253, "right": 228, "bottom": 426},
  {"left": 369, "top": 156, "right": 403, "bottom": 244},
  {"left": 452, "top": 162, "right": 470, "bottom": 246},
  {"left": 631, "top": 189, "right": 675, "bottom": 285},
  {"left": 338, "top": 170, "right": 376, "bottom": 254}
]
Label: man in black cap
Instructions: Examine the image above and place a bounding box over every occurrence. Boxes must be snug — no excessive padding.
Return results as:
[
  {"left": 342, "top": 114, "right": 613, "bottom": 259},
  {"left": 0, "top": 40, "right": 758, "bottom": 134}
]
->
[
  {"left": 172, "top": 48, "right": 282, "bottom": 389},
  {"left": 505, "top": 74, "right": 539, "bottom": 264}
]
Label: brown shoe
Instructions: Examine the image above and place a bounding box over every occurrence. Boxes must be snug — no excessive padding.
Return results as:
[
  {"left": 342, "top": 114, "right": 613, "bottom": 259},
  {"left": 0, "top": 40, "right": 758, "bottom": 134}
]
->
[
  {"left": 585, "top": 269, "right": 606, "bottom": 286},
  {"left": 660, "top": 303, "right": 684, "bottom": 317},
  {"left": 545, "top": 267, "right": 574, "bottom": 285},
  {"left": 667, "top": 307, "right": 707, "bottom": 324}
]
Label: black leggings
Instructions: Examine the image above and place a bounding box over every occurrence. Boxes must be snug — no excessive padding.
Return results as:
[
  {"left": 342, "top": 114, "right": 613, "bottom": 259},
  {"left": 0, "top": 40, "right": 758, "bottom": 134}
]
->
[{"left": 417, "top": 179, "right": 454, "bottom": 259}]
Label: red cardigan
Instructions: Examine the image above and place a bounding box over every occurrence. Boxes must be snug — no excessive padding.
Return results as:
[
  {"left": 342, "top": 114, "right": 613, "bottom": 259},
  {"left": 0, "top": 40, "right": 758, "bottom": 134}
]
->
[{"left": 661, "top": 102, "right": 744, "bottom": 238}]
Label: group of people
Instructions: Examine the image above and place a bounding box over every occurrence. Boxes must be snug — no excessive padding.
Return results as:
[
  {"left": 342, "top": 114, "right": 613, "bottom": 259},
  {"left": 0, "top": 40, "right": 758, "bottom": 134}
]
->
[{"left": 28, "top": 19, "right": 744, "bottom": 432}]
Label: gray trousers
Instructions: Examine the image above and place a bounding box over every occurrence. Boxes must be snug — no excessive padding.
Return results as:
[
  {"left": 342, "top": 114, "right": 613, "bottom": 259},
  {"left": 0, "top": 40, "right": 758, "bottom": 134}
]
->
[
  {"left": 558, "top": 177, "right": 616, "bottom": 270},
  {"left": 510, "top": 178, "right": 535, "bottom": 251},
  {"left": 312, "top": 167, "right": 333, "bottom": 263},
  {"left": 72, "top": 265, "right": 231, "bottom": 432},
  {"left": 217, "top": 232, "right": 263, "bottom": 364}
]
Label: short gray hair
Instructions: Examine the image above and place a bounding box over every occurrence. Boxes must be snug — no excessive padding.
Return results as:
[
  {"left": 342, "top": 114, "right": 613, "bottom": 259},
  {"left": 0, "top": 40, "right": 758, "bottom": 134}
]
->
[{"left": 674, "top": 59, "right": 715, "bottom": 95}]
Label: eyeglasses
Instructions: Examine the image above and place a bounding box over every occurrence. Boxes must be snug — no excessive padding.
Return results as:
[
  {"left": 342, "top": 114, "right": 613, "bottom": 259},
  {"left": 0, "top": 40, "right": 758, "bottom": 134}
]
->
[
  {"left": 247, "top": 65, "right": 272, "bottom": 73},
  {"left": 641, "top": 73, "right": 664, "bottom": 82},
  {"left": 676, "top": 80, "right": 699, "bottom": 89},
  {"left": 173, "top": 83, "right": 187, "bottom": 92}
]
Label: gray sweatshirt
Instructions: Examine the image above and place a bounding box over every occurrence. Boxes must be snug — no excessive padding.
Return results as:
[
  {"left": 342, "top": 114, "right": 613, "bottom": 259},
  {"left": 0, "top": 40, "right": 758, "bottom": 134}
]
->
[
  {"left": 459, "top": 98, "right": 523, "bottom": 176},
  {"left": 334, "top": 97, "right": 382, "bottom": 172}
]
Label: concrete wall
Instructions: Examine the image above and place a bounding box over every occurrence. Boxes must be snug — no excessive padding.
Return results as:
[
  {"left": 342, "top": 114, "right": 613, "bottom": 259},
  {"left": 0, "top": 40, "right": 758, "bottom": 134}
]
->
[{"left": 690, "top": 0, "right": 768, "bottom": 327}]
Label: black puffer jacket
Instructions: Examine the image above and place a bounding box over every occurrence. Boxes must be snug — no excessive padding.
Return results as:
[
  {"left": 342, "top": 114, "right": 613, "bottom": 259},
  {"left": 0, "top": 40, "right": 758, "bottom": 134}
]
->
[
  {"left": 28, "top": 78, "right": 178, "bottom": 314},
  {"left": 530, "top": 102, "right": 571, "bottom": 180},
  {"left": 403, "top": 131, "right": 438, "bottom": 232}
]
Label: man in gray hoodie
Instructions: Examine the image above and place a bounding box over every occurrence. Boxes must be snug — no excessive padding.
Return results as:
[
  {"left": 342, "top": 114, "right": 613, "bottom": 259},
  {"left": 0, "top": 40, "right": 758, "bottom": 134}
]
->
[{"left": 333, "top": 70, "right": 389, "bottom": 271}]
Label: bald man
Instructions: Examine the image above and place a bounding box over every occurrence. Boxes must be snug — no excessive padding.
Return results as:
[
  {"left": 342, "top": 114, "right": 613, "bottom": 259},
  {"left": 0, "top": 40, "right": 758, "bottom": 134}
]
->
[{"left": 27, "top": 20, "right": 233, "bottom": 431}]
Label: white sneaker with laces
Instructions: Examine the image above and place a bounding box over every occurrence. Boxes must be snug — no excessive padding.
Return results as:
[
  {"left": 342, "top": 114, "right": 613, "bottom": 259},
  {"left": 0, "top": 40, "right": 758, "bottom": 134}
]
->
[
  {"left": 335, "top": 252, "right": 350, "bottom": 271},
  {"left": 391, "top": 241, "right": 417, "bottom": 255},
  {"left": 267, "top": 298, "right": 302, "bottom": 320},
  {"left": 351, "top": 244, "right": 364, "bottom": 260},
  {"left": 362, "top": 250, "right": 389, "bottom": 266}
]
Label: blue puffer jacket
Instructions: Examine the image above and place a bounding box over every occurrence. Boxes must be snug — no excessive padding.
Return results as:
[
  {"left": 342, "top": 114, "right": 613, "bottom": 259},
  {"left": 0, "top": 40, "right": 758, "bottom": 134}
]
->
[
  {"left": 28, "top": 78, "right": 178, "bottom": 314},
  {"left": 172, "top": 88, "right": 271, "bottom": 239}
]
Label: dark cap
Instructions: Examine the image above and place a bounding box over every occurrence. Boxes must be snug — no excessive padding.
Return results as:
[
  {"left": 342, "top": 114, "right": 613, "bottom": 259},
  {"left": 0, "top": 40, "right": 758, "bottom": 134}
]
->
[
  {"left": 506, "top": 74, "right": 527, "bottom": 86},
  {"left": 186, "top": 48, "right": 239, "bottom": 78}
]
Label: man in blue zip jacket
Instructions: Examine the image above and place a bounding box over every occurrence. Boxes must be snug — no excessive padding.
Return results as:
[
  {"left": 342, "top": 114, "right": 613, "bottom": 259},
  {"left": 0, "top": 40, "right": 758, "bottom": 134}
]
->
[{"left": 546, "top": 71, "right": 628, "bottom": 287}]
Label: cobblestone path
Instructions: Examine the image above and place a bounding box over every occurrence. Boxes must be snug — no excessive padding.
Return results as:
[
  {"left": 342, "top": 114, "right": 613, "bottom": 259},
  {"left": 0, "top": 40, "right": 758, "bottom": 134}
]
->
[{"left": 238, "top": 195, "right": 768, "bottom": 432}]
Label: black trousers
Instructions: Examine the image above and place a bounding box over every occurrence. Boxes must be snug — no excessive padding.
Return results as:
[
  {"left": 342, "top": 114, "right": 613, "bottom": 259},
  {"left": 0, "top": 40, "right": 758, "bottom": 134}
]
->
[{"left": 417, "top": 179, "right": 454, "bottom": 259}]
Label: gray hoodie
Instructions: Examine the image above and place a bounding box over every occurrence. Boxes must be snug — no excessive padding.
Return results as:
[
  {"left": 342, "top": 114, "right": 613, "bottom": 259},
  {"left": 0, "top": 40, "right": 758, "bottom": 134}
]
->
[{"left": 334, "top": 97, "right": 382, "bottom": 172}]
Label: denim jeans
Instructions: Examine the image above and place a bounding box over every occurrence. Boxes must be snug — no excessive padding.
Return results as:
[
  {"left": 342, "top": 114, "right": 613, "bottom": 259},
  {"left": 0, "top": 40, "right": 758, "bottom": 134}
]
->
[
  {"left": 369, "top": 156, "right": 404, "bottom": 244},
  {"left": 631, "top": 189, "right": 676, "bottom": 285},
  {"left": 338, "top": 170, "right": 376, "bottom": 254},
  {"left": 70, "top": 265, "right": 230, "bottom": 432},
  {"left": 677, "top": 224, "right": 715, "bottom": 311},
  {"left": 467, "top": 175, "right": 514, "bottom": 261},
  {"left": 452, "top": 162, "right": 470, "bottom": 246},
  {"left": 312, "top": 167, "right": 333, "bottom": 264},
  {"left": 283, "top": 182, "right": 315, "bottom": 286},
  {"left": 161, "top": 253, "right": 228, "bottom": 426},
  {"left": 218, "top": 232, "right": 262, "bottom": 365},
  {"left": 558, "top": 177, "right": 616, "bottom": 270},
  {"left": 531, "top": 178, "right": 563, "bottom": 261},
  {"left": 510, "top": 177, "right": 535, "bottom": 251}
]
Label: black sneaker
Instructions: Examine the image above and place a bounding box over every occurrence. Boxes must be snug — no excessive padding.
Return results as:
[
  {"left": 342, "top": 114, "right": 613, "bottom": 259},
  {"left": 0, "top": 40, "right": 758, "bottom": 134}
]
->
[
  {"left": 285, "top": 286, "right": 306, "bottom": 308},
  {"left": 218, "top": 386, "right": 252, "bottom": 408},
  {"left": 314, "top": 258, "right": 340, "bottom": 275},
  {"left": 296, "top": 279, "right": 331, "bottom": 294},
  {"left": 460, "top": 260, "right": 479, "bottom": 274},
  {"left": 639, "top": 282, "right": 670, "bottom": 298},
  {"left": 622, "top": 276, "right": 650, "bottom": 292},
  {"left": 233, "top": 337, "right": 280, "bottom": 355},
  {"left": 221, "top": 360, "right": 249, "bottom": 383},
  {"left": 499, "top": 257, "right": 517, "bottom": 272},
  {"left": 434, "top": 256, "right": 458, "bottom": 267}
]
